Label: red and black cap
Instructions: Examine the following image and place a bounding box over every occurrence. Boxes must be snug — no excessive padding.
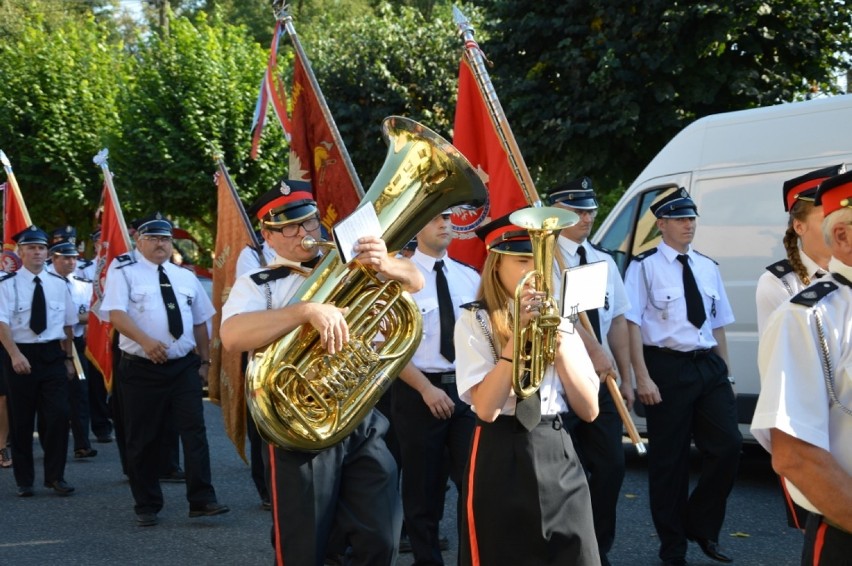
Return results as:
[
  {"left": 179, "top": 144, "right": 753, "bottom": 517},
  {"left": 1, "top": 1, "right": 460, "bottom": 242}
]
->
[
  {"left": 783, "top": 165, "right": 845, "bottom": 212},
  {"left": 814, "top": 170, "right": 852, "bottom": 216},
  {"left": 248, "top": 179, "right": 316, "bottom": 228},
  {"left": 475, "top": 211, "right": 532, "bottom": 255}
]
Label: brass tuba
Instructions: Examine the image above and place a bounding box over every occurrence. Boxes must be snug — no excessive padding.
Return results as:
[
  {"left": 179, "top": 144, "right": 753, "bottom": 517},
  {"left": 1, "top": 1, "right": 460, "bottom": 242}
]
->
[
  {"left": 508, "top": 207, "right": 579, "bottom": 399},
  {"left": 246, "top": 116, "right": 487, "bottom": 451}
]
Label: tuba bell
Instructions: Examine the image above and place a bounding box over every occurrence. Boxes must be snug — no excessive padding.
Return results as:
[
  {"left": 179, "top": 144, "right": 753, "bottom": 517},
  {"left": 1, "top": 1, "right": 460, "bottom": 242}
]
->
[
  {"left": 245, "top": 116, "right": 487, "bottom": 451},
  {"left": 508, "top": 206, "right": 579, "bottom": 399}
]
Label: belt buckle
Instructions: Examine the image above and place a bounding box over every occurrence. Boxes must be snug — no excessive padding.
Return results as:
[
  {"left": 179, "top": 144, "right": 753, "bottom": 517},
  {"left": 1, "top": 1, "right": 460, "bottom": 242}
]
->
[{"left": 440, "top": 373, "right": 455, "bottom": 385}]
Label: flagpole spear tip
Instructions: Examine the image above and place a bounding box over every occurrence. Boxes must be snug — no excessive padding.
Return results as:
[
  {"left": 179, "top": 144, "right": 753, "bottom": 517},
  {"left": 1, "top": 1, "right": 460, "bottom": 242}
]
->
[
  {"left": 93, "top": 148, "right": 109, "bottom": 167},
  {"left": 452, "top": 5, "right": 473, "bottom": 33},
  {"left": 0, "top": 150, "right": 10, "bottom": 168}
]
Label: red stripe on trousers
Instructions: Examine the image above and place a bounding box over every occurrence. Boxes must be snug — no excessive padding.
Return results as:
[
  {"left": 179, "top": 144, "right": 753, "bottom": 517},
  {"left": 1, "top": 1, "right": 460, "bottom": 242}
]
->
[
  {"left": 813, "top": 520, "right": 829, "bottom": 566},
  {"left": 466, "top": 425, "right": 482, "bottom": 566},
  {"left": 269, "top": 444, "right": 284, "bottom": 566},
  {"left": 780, "top": 477, "right": 802, "bottom": 530}
]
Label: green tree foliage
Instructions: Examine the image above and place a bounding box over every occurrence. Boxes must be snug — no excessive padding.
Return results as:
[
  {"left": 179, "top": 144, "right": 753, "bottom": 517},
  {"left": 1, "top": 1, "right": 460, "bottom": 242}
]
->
[
  {"left": 475, "top": 0, "right": 852, "bottom": 193},
  {"left": 113, "top": 12, "right": 287, "bottom": 242},
  {"left": 0, "top": 13, "right": 126, "bottom": 234}
]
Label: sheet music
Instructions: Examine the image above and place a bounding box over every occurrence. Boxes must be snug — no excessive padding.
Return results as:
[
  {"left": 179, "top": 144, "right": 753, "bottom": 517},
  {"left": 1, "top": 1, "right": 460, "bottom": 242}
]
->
[
  {"left": 560, "top": 261, "right": 608, "bottom": 318},
  {"left": 332, "top": 203, "right": 382, "bottom": 263}
]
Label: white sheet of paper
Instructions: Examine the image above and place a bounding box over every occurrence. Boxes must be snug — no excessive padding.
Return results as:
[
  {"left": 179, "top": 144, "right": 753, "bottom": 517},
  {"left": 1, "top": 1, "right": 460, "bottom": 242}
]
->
[
  {"left": 332, "top": 204, "right": 382, "bottom": 263},
  {"left": 560, "top": 260, "right": 608, "bottom": 318}
]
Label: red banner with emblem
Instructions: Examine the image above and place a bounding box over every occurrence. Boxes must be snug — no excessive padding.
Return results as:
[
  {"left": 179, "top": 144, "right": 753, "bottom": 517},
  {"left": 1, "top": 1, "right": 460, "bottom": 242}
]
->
[
  {"left": 2, "top": 162, "right": 33, "bottom": 272},
  {"left": 289, "top": 50, "right": 361, "bottom": 229},
  {"left": 85, "top": 179, "right": 130, "bottom": 392},
  {"left": 448, "top": 57, "right": 528, "bottom": 270}
]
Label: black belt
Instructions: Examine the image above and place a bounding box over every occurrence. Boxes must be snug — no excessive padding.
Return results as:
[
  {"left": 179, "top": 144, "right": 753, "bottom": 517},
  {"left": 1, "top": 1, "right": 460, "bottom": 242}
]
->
[
  {"left": 422, "top": 371, "right": 455, "bottom": 384},
  {"left": 644, "top": 345, "right": 711, "bottom": 359},
  {"left": 121, "top": 352, "right": 188, "bottom": 365},
  {"left": 16, "top": 340, "right": 61, "bottom": 350}
]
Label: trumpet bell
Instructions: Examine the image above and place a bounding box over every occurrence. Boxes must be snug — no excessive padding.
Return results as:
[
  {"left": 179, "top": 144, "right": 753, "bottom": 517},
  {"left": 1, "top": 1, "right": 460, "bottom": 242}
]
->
[{"left": 509, "top": 206, "right": 579, "bottom": 232}]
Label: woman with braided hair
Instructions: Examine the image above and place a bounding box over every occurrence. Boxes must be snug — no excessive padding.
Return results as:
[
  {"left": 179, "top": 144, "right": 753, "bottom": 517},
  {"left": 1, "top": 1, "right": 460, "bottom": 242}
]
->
[
  {"left": 755, "top": 164, "right": 842, "bottom": 531},
  {"left": 755, "top": 166, "right": 841, "bottom": 336}
]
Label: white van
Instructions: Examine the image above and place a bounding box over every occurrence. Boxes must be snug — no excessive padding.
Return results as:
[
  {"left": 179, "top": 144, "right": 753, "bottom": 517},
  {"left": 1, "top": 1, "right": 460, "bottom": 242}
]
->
[{"left": 592, "top": 94, "right": 852, "bottom": 441}]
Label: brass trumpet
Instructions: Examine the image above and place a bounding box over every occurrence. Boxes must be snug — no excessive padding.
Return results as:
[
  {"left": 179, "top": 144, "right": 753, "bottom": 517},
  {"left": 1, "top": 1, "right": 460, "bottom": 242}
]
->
[{"left": 508, "top": 206, "right": 579, "bottom": 399}]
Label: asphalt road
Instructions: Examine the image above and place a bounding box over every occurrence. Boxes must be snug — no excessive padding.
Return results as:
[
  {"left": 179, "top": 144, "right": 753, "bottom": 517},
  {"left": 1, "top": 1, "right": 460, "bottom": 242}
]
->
[{"left": 0, "top": 402, "right": 805, "bottom": 565}]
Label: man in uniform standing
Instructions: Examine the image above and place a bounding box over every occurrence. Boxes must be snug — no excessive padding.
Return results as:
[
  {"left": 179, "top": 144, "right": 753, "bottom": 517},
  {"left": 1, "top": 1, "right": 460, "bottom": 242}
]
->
[
  {"left": 752, "top": 171, "right": 852, "bottom": 564},
  {"left": 101, "top": 213, "right": 228, "bottom": 527},
  {"left": 545, "top": 177, "right": 632, "bottom": 565},
  {"left": 0, "top": 225, "right": 78, "bottom": 497},
  {"left": 220, "top": 181, "right": 423, "bottom": 566},
  {"left": 624, "top": 189, "right": 741, "bottom": 566},
  {"left": 391, "top": 210, "right": 480, "bottom": 564}
]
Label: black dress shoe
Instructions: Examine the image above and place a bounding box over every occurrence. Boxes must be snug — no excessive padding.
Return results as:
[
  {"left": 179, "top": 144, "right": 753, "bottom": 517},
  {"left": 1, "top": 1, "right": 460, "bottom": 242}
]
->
[
  {"left": 17, "top": 485, "right": 34, "bottom": 497},
  {"left": 95, "top": 435, "right": 113, "bottom": 443},
  {"left": 136, "top": 512, "right": 159, "bottom": 527},
  {"left": 691, "top": 537, "right": 732, "bottom": 563},
  {"left": 74, "top": 447, "right": 98, "bottom": 458},
  {"left": 189, "top": 502, "right": 230, "bottom": 518},
  {"left": 44, "top": 480, "right": 75, "bottom": 495}
]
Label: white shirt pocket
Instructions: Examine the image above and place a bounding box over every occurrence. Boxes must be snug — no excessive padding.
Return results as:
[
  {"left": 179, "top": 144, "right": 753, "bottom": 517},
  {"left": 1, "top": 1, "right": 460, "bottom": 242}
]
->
[
  {"left": 129, "top": 286, "right": 158, "bottom": 313},
  {"left": 419, "top": 297, "right": 440, "bottom": 339}
]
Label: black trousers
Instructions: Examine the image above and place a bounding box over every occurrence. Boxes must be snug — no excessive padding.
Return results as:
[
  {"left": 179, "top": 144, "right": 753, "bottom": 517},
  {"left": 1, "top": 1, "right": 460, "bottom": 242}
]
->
[
  {"left": 118, "top": 353, "right": 216, "bottom": 514},
  {"left": 642, "top": 346, "right": 742, "bottom": 562},
  {"left": 266, "top": 409, "right": 401, "bottom": 566},
  {"left": 86, "top": 362, "right": 113, "bottom": 439},
  {"left": 564, "top": 385, "right": 626, "bottom": 566},
  {"left": 392, "top": 375, "right": 475, "bottom": 566},
  {"left": 802, "top": 514, "right": 852, "bottom": 566},
  {"left": 4, "top": 341, "right": 70, "bottom": 488},
  {"left": 69, "top": 336, "right": 93, "bottom": 451}
]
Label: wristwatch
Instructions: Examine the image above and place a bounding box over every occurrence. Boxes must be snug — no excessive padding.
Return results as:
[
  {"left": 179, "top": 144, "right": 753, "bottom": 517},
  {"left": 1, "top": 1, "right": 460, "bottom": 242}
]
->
[{"left": 727, "top": 376, "right": 736, "bottom": 385}]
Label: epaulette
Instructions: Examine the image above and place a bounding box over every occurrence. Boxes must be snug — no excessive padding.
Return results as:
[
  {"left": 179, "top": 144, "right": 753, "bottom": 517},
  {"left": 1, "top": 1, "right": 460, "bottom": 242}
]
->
[
  {"left": 250, "top": 265, "right": 292, "bottom": 285},
  {"left": 77, "top": 258, "right": 93, "bottom": 268},
  {"left": 460, "top": 300, "right": 484, "bottom": 311},
  {"left": 590, "top": 242, "right": 614, "bottom": 256},
  {"left": 694, "top": 250, "right": 719, "bottom": 265},
  {"left": 833, "top": 273, "right": 852, "bottom": 289},
  {"left": 791, "top": 280, "right": 838, "bottom": 307},
  {"left": 48, "top": 271, "right": 67, "bottom": 282},
  {"left": 448, "top": 257, "right": 480, "bottom": 274},
  {"left": 0, "top": 271, "right": 16, "bottom": 282},
  {"left": 632, "top": 248, "right": 658, "bottom": 262},
  {"left": 765, "top": 259, "right": 793, "bottom": 279},
  {"left": 73, "top": 275, "right": 92, "bottom": 283},
  {"left": 114, "top": 254, "right": 136, "bottom": 269}
]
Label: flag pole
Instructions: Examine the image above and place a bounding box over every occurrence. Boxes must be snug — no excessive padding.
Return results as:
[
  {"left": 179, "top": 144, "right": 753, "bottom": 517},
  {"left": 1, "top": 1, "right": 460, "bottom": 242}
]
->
[
  {"left": 274, "top": 2, "right": 365, "bottom": 199},
  {"left": 93, "top": 149, "right": 132, "bottom": 252},
  {"left": 452, "top": 6, "right": 541, "bottom": 208},
  {"left": 215, "top": 158, "right": 266, "bottom": 267},
  {"left": 0, "top": 150, "right": 33, "bottom": 226}
]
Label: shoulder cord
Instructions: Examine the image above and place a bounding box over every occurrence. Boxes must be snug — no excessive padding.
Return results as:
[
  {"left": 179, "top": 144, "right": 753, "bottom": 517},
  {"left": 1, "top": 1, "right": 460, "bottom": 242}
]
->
[
  {"left": 781, "top": 276, "right": 794, "bottom": 297},
  {"left": 264, "top": 283, "right": 272, "bottom": 311},
  {"left": 13, "top": 277, "right": 19, "bottom": 316},
  {"left": 813, "top": 308, "right": 852, "bottom": 417},
  {"left": 640, "top": 260, "right": 666, "bottom": 313},
  {"left": 474, "top": 309, "right": 499, "bottom": 364}
]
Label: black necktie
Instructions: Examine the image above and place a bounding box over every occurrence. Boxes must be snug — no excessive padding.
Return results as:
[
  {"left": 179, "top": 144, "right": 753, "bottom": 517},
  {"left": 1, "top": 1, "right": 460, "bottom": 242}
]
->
[
  {"left": 577, "top": 246, "right": 601, "bottom": 342},
  {"left": 30, "top": 275, "right": 47, "bottom": 334},
  {"left": 676, "top": 254, "right": 706, "bottom": 329},
  {"left": 515, "top": 391, "right": 541, "bottom": 431},
  {"left": 434, "top": 260, "right": 455, "bottom": 363},
  {"left": 158, "top": 265, "right": 183, "bottom": 339}
]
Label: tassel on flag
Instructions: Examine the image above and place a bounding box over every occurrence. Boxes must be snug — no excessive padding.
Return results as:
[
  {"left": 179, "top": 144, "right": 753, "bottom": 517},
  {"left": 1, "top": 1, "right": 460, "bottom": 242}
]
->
[
  {"left": 208, "top": 161, "right": 260, "bottom": 460},
  {"left": 249, "top": 20, "right": 292, "bottom": 159},
  {"left": 448, "top": 57, "right": 529, "bottom": 270},
  {"left": 86, "top": 155, "right": 131, "bottom": 393}
]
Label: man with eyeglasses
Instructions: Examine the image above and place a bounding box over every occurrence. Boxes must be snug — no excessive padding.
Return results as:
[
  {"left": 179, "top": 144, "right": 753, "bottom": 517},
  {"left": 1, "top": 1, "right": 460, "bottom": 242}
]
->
[
  {"left": 544, "top": 177, "right": 632, "bottom": 566},
  {"left": 753, "top": 171, "right": 852, "bottom": 565},
  {"left": 101, "top": 212, "right": 228, "bottom": 527},
  {"left": 221, "top": 179, "right": 424, "bottom": 566}
]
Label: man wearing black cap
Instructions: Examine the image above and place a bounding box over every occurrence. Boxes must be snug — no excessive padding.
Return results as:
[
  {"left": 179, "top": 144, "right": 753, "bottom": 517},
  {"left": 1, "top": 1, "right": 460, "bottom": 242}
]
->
[
  {"left": 623, "top": 188, "right": 741, "bottom": 566},
  {"left": 47, "top": 229, "right": 98, "bottom": 459},
  {"left": 221, "top": 180, "right": 424, "bottom": 566},
  {"left": 546, "top": 177, "right": 632, "bottom": 566},
  {"left": 101, "top": 213, "right": 228, "bottom": 527},
  {"left": 752, "top": 171, "right": 852, "bottom": 564},
  {"left": 0, "top": 225, "right": 78, "bottom": 497}
]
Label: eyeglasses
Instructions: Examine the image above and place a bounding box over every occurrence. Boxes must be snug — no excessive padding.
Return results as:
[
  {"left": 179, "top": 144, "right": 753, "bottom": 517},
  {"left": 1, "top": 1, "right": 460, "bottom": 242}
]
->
[
  {"left": 142, "top": 235, "right": 173, "bottom": 243},
  {"left": 269, "top": 217, "right": 321, "bottom": 237}
]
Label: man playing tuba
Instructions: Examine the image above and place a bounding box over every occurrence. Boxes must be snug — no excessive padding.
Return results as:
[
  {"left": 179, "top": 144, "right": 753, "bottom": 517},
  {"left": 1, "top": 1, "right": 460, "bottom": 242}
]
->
[{"left": 220, "top": 179, "right": 423, "bottom": 566}]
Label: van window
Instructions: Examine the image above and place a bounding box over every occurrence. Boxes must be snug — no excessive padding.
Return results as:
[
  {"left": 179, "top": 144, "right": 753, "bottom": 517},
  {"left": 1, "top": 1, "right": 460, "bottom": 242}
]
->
[{"left": 599, "top": 186, "right": 673, "bottom": 275}]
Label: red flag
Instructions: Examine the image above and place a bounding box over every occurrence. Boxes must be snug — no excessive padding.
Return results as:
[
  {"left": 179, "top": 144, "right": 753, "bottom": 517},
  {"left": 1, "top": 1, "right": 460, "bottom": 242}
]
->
[
  {"left": 448, "top": 58, "right": 528, "bottom": 270},
  {"left": 2, "top": 165, "right": 33, "bottom": 272},
  {"left": 289, "top": 50, "right": 361, "bottom": 229},
  {"left": 85, "top": 180, "right": 130, "bottom": 392},
  {"left": 208, "top": 165, "right": 256, "bottom": 460},
  {"left": 249, "top": 21, "right": 292, "bottom": 159}
]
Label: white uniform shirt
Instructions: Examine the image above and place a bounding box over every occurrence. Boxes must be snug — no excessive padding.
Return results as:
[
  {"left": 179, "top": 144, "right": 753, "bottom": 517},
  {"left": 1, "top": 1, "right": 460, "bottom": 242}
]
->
[
  {"left": 752, "top": 257, "right": 852, "bottom": 514},
  {"left": 552, "top": 236, "right": 630, "bottom": 349},
  {"left": 455, "top": 306, "right": 594, "bottom": 417},
  {"left": 66, "top": 276, "right": 92, "bottom": 339},
  {"left": 235, "top": 241, "right": 276, "bottom": 279},
  {"left": 101, "top": 254, "right": 215, "bottom": 359},
  {"left": 0, "top": 267, "right": 76, "bottom": 343},
  {"left": 76, "top": 258, "right": 96, "bottom": 281},
  {"left": 624, "top": 242, "right": 734, "bottom": 351},
  {"left": 755, "top": 252, "right": 825, "bottom": 336},
  {"left": 222, "top": 254, "right": 310, "bottom": 323},
  {"left": 408, "top": 250, "right": 480, "bottom": 373}
]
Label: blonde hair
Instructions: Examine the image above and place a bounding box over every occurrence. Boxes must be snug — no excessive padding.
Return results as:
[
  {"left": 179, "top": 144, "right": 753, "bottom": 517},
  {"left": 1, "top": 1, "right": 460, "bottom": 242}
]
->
[
  {"left": 784, "top": 200, "right": 816, "bottom": 285},
  {"left": 476, "top": 251, "right": 515, "bottom": 350}
]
